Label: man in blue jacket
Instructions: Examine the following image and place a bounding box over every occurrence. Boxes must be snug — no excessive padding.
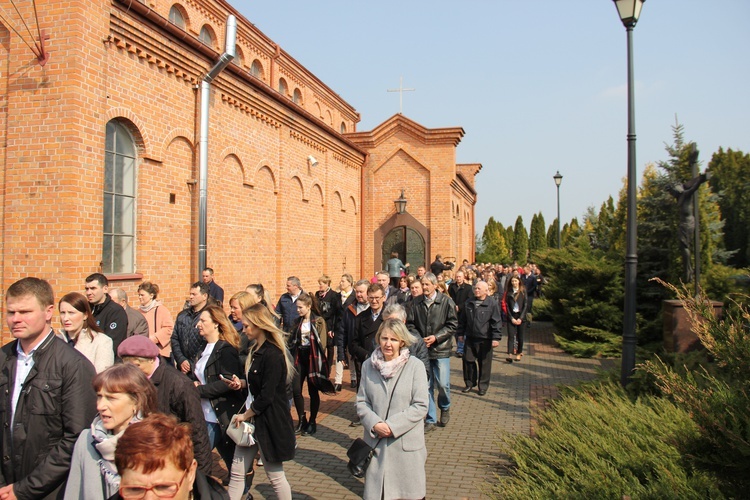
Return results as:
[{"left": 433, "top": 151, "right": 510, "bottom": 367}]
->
[{"left": 275, "top": 276, "right": 303, "bottom": 333}]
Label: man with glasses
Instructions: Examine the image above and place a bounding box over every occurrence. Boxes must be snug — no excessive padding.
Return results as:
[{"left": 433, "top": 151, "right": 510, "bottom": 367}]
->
[
  {"left": 348, "top": 283, "right": 386, "bottom": 427},
  {"left": 350, "top": 283, "right": 386, "bottom": 368},
  {"left": 407, "top": 273, "right": 458, "bottom": 431}
]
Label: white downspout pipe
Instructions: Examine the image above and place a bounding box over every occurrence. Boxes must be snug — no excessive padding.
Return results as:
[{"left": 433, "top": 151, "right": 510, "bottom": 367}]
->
[{"left": 198, "top": 15, "right": 236, "bottom": 278}]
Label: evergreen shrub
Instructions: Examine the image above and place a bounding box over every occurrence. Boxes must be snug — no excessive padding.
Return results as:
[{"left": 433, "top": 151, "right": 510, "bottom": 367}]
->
[{"left": 490, "top": 382, "right": 722, "bottom": 499}]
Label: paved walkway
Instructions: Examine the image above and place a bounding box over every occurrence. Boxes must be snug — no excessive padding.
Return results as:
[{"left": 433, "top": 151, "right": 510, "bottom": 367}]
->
[{"left": 220, "top": 321, "right": 617, "bottom": 499}]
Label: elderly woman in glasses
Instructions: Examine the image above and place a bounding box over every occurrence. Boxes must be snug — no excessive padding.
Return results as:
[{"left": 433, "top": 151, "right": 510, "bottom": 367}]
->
[{"left": 110, "top": 413, "right": 228, "bottom": 500}]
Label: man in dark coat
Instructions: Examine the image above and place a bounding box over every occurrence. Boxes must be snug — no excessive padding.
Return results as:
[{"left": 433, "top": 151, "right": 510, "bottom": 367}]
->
[
  {"left": 85, "top": 272, "right": 129, "bottom": 356},
  {"left": 429, "top": 254, "right": 454, "bottom": 277},
  {"left": 313, "top": 275, "right": 341, "bottom": 372},
  {"left": 118, "top": 335, "right": 213, "bottom": 475},
  {"left": 406, "top": 273, "right": 457, "bottom": 431},
  {"left": 349, "top": 283, "right": 386, "bottom": 368},
  {"left": 458, "top": 281, "right": 502, "bottom": 395},
  {"left": 171, "top": 281, "right": 209, "bottom": 375},
  {"left": 340, "top": 279, "right": 370, "bottom": 391},
  {"left": 448, "top": 270, "right": 472, "bottom": 358},
  {"left": 202, "top": 267, "right": 225, "bottom": 307},
  {"left": 0, "top": 277, "right": 97, "bottom": 499}
]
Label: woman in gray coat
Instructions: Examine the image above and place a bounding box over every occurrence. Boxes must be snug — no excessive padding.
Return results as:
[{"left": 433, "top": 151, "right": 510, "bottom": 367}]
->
[{"left": 356, "top": 319, "right": 429, "bottom": 500}]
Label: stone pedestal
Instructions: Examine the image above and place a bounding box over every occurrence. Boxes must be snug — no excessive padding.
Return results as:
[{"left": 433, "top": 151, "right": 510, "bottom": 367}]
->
[{"left": 663, "top": 299, "right": 723, "bottom": 353}]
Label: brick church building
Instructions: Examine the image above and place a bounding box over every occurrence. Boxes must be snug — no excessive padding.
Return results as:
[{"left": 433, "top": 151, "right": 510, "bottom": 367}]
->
[{"left": 0, "top": 0, "right": 479, "bottom": 333}]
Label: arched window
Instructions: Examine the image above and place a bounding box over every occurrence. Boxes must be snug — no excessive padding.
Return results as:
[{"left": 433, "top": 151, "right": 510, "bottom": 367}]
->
[
  {"left": 169, "top": 5, "right": 186, "bottom": 29},
  {"left": 250, "top": 59, "right": 263, "bottom": 79},
  {"left": 340, "top": 122, "right": 347, "bottom": 134},
  {"left": 233, "top": 45, "right": 244, "bottom": 67},
  {"left": 292, "top": 88, "right": 302, "bottom": 104},
  {"left": 278, "top": 78, "right": 288, "bottom": 97},
  {"left": 199, "top": 25, "right": 215, "bottom": 47},
  {"left": 103, "top": 120, "right": 137, "bottom": 274}
]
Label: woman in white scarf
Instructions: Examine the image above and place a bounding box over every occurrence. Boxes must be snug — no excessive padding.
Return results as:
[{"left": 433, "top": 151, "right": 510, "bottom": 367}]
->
[
  {"left": 65, "top": 364, "right": 158, "bottom": 499},
  {"left": 356, "top": 319, "right": 429, "bottom": 500}
]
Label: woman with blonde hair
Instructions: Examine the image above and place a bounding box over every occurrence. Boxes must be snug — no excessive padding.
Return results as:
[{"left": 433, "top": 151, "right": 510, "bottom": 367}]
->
[
  {"left": 224, "top": 303, "right": 296, "bottom": 500},
  {"left": 58, "top": 292, "right": 114, "bottom": 373},
  {"left": 229, "top": 291, "right": 255, "bottom": 366},
  {"left": 356, "top": 319, "right": 428, "bottom": 500},
  {"left": 192, "top": 305, "right": 245, "bottom": 474}
]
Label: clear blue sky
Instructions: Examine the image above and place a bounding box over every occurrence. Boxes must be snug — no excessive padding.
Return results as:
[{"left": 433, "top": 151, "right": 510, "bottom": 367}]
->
[{"left": 233, "top": 1, "right": 749, "bottom": 235}]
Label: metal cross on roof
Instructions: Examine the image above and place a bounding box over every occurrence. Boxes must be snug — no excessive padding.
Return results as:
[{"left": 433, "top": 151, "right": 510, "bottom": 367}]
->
[{"left": 387, "top": 76, "right": 415, "bottom": 114}]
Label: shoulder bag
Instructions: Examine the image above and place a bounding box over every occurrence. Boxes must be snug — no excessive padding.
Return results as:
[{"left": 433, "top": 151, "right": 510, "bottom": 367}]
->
[
  {"left": 346, "top": 367, "right": 404, "bottom": 478},
  {"left": 228, "top": 393, "right": 256, "bottom": 447}
]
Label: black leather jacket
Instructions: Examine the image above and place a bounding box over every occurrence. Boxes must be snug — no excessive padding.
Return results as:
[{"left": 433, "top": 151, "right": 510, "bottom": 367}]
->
[
  {"left": 0, "top": 332, "right": 97, "bottom": 499},
  {"left": 459, "top": 296, "right": 503, "bottom": 341},
  {"left": 406, "top": 293, "right": 458, "bottom": 359}
]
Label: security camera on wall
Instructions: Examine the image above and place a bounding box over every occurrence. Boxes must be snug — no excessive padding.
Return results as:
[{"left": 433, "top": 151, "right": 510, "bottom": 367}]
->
[{"left": 307, "top": 155, "right": 319, "bottom": 167}]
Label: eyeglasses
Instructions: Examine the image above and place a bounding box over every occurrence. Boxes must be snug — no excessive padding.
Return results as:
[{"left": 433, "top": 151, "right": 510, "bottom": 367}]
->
[
  {"left": 119, "top": 468, "right": 189, "bottom": 499},
  {"left": 367, "top": 295, "right": 384, "bottom": 302}
]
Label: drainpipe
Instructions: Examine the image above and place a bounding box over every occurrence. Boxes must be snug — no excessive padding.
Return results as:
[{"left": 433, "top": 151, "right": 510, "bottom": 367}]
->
[{"left": 198, "top": 15, "right": 236, "bottom": 278}]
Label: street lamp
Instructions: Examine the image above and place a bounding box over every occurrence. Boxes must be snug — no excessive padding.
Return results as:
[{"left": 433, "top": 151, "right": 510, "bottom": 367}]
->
[
  {"left": 613, "top": 0, "right": 645, "bottom": 387},
  {"left": 553, "top": 171, "right": 563, "bottom": 249},
  {"left": 394, "top": 189, "right": 407, "bottom": 215}
]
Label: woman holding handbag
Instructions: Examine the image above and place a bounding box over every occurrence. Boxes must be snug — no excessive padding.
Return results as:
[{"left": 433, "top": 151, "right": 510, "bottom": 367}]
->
[
  {"left": 356, "top": 319, "right": 429, "bottom": 500},
  {"left": 225, "top": 303, "right": 296, "bottom": 500}
]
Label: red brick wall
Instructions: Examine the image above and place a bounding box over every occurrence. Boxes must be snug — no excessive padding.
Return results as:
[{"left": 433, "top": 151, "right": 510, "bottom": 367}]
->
[{"left": 0, "top": 1, "right": 476, "bottom": 345}]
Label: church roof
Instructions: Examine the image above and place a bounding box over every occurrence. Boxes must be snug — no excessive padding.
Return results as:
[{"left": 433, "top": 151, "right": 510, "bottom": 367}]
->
[{"left": 345, "top": 114, "right": 465, "bottom": 148}]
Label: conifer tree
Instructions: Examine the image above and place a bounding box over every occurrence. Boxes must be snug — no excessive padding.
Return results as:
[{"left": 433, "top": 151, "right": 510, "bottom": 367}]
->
[
  {"left": 547, "top": 218, "right": 559, "bottom": 248},
  {"left": 512, "top": 216, "right": 529, "bottom": 265},
  {"left": 529, "top": 212, "right": 547, "bottom": 260},
  {"left": 708, "top": 147, "right": 750, "bottom": 267}
]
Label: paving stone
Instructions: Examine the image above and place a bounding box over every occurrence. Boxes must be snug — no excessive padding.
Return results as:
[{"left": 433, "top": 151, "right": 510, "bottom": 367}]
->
[{"left": 212, "top": 321, "right": 616, "bottom": 499}]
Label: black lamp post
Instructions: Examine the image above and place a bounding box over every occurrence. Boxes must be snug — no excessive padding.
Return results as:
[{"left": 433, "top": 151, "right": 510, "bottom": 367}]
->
[
  {"left": 394, "top": 189, "right": 407, "bottom": 215},
  {"left": 553, "top": 171, "right": 563, "bottom": 249},
  {"left": 614, "top": 0, "right": 644, "bottom": 387}
]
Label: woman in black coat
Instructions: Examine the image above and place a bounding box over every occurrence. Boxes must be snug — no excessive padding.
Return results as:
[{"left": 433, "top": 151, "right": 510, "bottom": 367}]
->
[
  {"left": 504, "top": 276, "right": 527, "bottom": 363},
  {"left": 192, "top": 305, "right": 245, "bottom": 474},
  {"left": 225, "top": 303, "right": 296, "bottom": 500}
]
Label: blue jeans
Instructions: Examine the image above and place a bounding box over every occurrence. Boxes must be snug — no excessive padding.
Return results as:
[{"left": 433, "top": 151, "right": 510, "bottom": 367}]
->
[
  {"left": 425, "top": 357, "right": 451, "bottom": 423},
  {"left": 207, "top": 422, "right": 235, "bottom": 474}
]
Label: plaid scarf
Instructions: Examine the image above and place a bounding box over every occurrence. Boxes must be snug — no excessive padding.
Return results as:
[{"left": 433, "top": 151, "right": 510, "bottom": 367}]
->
[{"left": 298, "top": 319, "right": 336, "bottom": 395}]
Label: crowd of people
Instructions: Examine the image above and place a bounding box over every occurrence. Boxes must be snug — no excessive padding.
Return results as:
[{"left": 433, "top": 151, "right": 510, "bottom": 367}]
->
[{"left": 0, "top": 257, "right": 543, "bottom": 500}]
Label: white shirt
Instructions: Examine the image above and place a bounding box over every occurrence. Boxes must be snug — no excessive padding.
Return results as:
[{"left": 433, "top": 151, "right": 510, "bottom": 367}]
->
[
  {"left": 195, "top": 342, "right": 218, "bottom": 424},
  {"left": 12, "top": 330, "right": 54, "bottom": 434},
  {"left": 300, "top": 321, "right": 311, "bottom": 347}
]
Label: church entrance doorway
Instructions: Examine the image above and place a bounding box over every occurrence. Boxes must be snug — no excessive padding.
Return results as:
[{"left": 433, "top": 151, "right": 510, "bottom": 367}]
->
[{"left": 382, "top": 226, "right": 425, "bottom": 271}]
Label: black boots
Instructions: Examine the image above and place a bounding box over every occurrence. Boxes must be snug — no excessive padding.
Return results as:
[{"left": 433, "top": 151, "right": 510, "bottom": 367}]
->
[
  {"left": 295, "top": 414, "right": 307, "bottom": 436},
  {"left": 303, "top": 419, "right": 317, "bottom": 436}
]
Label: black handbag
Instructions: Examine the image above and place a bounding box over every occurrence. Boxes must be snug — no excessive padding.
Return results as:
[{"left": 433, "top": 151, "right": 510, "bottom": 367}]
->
[
  {"left": 346, "top": 367, "right": 404, "bottom": 478},
  {"left": 347, "top": 437, "right": 376, "bottom": 478}
]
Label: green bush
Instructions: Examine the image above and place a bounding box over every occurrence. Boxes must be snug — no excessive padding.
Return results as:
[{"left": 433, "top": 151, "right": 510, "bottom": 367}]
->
[
  {"left": 642, "top": 281, "right": 750, "bottom": 497},
  {"left": 538, "top": 243, "right": 625, "bottom": 357},
  {"left": 530, "top": 297, "right": 553, "bottom": 321},
  {"left": 490, "top": 382, "right": 722, "bottom": 499}
]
